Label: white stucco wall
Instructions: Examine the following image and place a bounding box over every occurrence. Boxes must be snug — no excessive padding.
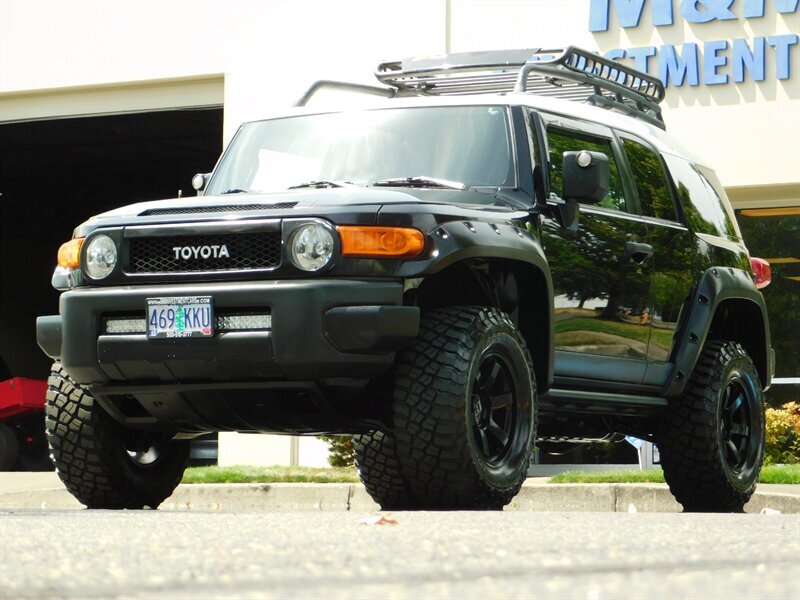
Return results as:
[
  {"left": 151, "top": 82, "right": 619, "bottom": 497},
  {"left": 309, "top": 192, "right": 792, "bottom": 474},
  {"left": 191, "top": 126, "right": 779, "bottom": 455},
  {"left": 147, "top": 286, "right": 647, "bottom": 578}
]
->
[
  {"left": 0, "top": 0, "right": 446, "bottom": 141},
  {"left": 218, "top": 433, "right": 330, "bottom": 468},
  {"left": 2, "top": 0, "right": 797, "bottom": 189}
]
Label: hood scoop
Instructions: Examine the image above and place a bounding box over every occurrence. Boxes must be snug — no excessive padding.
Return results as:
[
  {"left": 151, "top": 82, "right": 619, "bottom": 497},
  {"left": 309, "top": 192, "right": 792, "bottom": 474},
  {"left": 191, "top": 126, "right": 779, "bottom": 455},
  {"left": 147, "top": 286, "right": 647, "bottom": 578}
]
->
[{"left": 139, "top": 202, "right": 297, "bottom": 217}]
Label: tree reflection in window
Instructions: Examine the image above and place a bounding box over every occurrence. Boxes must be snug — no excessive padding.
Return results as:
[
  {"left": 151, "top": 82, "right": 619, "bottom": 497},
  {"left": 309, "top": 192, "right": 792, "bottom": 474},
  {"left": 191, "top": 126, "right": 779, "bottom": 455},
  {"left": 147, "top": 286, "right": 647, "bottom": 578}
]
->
[
  {"left": 546, "top": 129, "right": 627, "bottom": 212},
  {"left": 621, "top": 138, "right": 677, "bottom": 221},
  {"left": 665, "top": 155, "right": 739, "bottom": 239}
]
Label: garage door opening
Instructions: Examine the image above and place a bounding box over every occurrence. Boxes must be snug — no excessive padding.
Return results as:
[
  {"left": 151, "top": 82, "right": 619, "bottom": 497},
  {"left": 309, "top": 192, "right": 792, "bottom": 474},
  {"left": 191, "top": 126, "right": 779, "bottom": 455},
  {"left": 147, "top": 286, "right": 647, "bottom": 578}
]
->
[{"left": 0, "top": 107, "right": 224, "bottom": 380}]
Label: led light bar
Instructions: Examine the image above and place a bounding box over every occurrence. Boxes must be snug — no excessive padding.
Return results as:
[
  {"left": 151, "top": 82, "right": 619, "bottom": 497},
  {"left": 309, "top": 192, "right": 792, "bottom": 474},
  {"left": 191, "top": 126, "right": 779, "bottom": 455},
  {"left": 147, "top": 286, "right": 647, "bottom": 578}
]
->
[{"left": 103, "top": 313, "right": 272, "bottom": 334}]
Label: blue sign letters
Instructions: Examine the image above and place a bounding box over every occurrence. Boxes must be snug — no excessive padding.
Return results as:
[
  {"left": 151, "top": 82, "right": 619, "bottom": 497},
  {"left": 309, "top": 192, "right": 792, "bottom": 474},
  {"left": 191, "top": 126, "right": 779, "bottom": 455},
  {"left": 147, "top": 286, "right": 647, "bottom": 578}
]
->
[{"left": 590, "top": 0, "right": 799, "bottom": 87}]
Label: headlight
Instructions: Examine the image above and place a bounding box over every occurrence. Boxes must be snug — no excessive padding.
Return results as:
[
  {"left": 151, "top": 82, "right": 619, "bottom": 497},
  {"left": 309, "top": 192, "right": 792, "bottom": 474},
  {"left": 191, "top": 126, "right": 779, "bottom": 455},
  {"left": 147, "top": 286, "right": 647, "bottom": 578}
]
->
[
  {"left": 290, "top": 223, "right": 334, "bottom": 271},
  {"left": 84, "top": 234, "right": 118, "bottom": 279}
]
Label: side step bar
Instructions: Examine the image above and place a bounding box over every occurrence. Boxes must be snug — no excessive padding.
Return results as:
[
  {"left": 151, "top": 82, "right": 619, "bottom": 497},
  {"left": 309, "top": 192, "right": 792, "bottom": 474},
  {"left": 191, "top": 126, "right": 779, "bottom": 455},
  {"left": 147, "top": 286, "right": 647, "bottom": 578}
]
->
[{"left": 540, "top": 388, "right": 668, "bottom": 417}]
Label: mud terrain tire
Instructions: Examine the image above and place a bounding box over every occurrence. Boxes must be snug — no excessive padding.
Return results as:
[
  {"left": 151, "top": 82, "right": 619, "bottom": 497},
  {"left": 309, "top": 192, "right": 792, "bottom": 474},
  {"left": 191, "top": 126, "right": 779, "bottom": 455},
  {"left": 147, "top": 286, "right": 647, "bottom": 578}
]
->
[
  {"left": 46, "top": 362, "right": 190, "bottom": 509},
  {"left": 659, "top": 341, "right": 765, "bottom": 512},
  {"left": 392, "top": 307, "right": 537, "bottom": 510},
  {"left": 354, "top": 430, "right": 417, "bottom": 509}
]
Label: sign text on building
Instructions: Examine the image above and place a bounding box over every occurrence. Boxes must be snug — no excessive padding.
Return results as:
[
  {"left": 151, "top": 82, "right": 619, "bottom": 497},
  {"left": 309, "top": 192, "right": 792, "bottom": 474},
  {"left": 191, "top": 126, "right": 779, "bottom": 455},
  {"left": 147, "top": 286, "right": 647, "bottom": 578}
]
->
[{"left": 590, "top": 0, "right": 799, "bottom": 86}]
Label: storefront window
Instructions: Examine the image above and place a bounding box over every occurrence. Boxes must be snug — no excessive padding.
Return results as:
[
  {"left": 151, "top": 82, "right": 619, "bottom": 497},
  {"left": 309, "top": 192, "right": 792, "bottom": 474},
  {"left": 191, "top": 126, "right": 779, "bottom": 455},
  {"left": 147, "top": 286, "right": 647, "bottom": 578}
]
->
[{"left": 736, "top": 207, "right": 800, "bottom": 406}]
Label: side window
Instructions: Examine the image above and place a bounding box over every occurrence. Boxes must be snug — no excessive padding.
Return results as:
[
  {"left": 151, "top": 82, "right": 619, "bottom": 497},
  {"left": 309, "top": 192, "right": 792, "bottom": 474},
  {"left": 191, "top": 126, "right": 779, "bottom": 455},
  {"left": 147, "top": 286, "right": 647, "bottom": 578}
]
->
[
  {"left": 621, "top": 138, "right": 677, "bottom": 222},
  {"left": 664, "top": 155, "right": 739, "bottom": 239},
  {"left": 546, "top": 128, "right": 627, "bottom": 212},
  {"left": 696, "top": 167, "right": 742, "bottom": 239}
]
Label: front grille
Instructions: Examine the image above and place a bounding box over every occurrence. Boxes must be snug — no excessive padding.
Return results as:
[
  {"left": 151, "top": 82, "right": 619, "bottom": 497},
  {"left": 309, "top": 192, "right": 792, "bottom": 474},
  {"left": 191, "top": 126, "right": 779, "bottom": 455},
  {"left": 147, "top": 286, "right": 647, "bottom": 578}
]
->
[
  {"left": 127, "top": 232, "right": 281, "bottom": 273},
  {"left": 140, "top": 203, "right": 297, "bottom": 216}
]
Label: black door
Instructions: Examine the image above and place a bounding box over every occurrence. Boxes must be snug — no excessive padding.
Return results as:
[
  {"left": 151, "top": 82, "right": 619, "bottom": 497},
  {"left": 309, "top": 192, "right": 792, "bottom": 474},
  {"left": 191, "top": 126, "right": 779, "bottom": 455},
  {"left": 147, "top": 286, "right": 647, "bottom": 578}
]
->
[
  {"left": 536, "top": 113, "right": 653, "bottom": 388},
  {"left": 616, "top": 135, "right": 695, "bottom": 388}
]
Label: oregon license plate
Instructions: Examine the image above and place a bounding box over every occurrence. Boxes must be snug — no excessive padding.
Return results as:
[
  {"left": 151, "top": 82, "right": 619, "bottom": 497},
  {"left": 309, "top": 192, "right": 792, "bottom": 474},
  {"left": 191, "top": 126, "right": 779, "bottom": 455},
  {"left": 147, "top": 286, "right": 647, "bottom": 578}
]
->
[{"left": 146, "top": 297, "right": 213, "bottom": 339}]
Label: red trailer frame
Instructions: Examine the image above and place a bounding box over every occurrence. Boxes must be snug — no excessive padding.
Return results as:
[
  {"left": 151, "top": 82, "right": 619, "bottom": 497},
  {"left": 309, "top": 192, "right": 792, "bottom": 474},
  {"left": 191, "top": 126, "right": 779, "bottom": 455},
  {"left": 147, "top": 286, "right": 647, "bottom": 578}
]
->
[
  {"left": 0, "top": 378, "right": 46, "bottom": 419},
  {"left": 0, "top": 378, "right": 50, "bottom": 471}
]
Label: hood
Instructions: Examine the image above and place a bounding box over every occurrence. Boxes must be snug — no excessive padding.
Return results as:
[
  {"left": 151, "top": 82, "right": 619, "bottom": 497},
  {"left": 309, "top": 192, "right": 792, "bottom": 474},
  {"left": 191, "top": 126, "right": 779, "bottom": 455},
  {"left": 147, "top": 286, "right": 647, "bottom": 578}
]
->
[{"left": 74, "top": 187, "right": 522, "bottom": 236}]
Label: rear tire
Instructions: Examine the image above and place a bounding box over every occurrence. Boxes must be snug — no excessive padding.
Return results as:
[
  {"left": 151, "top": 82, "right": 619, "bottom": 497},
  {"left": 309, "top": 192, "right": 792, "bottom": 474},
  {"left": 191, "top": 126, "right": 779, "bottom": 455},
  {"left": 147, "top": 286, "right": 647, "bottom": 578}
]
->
[
  {"left": 392, "top": 307, "right": 537, "bottom": 510},
  {"left": 658, "top": 341, "right": 765, "bottom": 512},
  {"left": 353, "top": 430, "right": 417, "bottom": 510},
  {"left": 45, "top": 362, "right": 190, "bottom": 509}
]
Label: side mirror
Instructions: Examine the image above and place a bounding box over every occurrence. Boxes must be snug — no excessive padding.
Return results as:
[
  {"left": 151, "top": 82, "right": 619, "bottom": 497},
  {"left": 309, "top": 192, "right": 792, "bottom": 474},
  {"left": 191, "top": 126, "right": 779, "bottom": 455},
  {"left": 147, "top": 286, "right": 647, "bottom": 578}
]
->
[
  {"left": 191, "top": 173, "right": 211, "bottom": 195},
  {"left": 562, "top": 151, "right": 609, "bottom": 204}
]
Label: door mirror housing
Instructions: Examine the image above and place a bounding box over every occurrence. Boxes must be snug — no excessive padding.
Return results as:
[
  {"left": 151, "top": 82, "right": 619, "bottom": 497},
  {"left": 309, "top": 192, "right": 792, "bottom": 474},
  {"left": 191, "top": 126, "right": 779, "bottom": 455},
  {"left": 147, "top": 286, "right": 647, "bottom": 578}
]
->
[
  {"left": 191, "top": 173, "right": 211, "bottom": 195},
  {"left": 562, "top": 151, "right": 609, "bottom": 204}
]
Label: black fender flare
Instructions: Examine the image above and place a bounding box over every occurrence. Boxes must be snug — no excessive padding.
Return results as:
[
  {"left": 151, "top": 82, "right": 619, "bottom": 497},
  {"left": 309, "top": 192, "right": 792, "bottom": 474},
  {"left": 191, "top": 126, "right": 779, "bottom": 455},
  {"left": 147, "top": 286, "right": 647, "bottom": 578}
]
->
[
  {"left": 400, "top": 218, "right": 555, "bottom": 391},
  {"left": 664, "top": 266, "right": 774, "bottom": 398}
]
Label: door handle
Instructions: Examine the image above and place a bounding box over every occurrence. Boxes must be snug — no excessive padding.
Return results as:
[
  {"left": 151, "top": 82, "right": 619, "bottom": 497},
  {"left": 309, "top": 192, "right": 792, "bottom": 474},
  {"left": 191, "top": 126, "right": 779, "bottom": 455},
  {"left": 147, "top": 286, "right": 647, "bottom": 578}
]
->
[{"left": 625, "top": 241, "right": 653, "bottom": 264}]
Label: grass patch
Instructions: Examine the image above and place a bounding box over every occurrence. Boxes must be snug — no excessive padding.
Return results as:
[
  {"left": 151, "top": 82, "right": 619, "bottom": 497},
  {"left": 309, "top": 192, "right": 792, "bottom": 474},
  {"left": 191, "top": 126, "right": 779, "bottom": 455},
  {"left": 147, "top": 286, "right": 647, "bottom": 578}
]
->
[
  {"left": 182, "top": 464, "right": 800, "bottom": 486},
  {"left": 549, "top": 469, "right": 666, "bottom": 484},
  {"left": 761, "top": 464, "right": 800, "bottom": 484},
  {"left": 182, "top": 465, "right": 360, "bottom": 484},
  {"left": 549, "top": 464, "right": 800, "bottom": 484}
]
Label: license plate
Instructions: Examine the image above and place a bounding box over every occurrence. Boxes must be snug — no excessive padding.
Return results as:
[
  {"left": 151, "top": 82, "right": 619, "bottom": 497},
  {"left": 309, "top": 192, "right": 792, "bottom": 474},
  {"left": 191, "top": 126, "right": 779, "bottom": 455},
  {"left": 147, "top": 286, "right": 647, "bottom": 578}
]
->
[{"left": 146, "top": 297, "right": 213, "bottom": 339}]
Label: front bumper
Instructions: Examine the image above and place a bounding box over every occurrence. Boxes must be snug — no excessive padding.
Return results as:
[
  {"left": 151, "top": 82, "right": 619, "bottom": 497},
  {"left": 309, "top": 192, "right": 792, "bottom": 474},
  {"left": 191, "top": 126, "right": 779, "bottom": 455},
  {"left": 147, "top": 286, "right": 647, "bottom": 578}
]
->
[{"left": 36, "top": 279, "right": 419, "bottom": 385}]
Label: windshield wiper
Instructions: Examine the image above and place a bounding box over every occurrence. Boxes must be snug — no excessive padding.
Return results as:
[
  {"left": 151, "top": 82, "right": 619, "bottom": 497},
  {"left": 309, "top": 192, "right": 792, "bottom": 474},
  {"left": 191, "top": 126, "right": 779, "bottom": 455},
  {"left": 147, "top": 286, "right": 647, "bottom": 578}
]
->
[
  {"left": 222, "top": 188, "right": 250, "bottom": 195},
  {"left": 371, "top": 176, "right": 466, "bottom": 190},
  {"left": 287, "top": 180, "right": 355, "bottom": 190}
]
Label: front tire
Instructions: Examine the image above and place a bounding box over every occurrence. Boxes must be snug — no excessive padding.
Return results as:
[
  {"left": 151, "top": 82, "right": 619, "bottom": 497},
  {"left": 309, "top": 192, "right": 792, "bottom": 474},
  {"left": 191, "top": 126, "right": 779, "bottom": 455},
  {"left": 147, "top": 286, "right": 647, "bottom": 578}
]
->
[
  {"left": 45, "top": 363, "right": 190, "bottom": 509},
  {"left": 353, "top": 430, "right": 417, "bottom": 509},
  {"left": 392, "top": 307, "right": 537, "bottom": 510},
  {"left": 658, "top": 341, "right": 765, "bottom": 512}
]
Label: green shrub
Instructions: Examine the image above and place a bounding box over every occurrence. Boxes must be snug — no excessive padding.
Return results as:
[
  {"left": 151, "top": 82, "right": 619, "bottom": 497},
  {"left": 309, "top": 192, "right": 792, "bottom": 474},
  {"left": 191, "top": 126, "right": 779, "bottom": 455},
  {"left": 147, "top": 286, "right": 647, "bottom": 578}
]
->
[
  {"left": 765, "top": 401, "right": 800, "bottom": 465},
  {"left": 319, "top": 435, "right": 355, "bottom": 467}
]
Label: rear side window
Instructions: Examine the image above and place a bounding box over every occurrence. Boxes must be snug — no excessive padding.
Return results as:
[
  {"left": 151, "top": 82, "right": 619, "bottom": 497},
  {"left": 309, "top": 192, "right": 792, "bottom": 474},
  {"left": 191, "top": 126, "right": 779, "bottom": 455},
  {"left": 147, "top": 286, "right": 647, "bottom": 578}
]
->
[
  {"left": 546, "top": 128, "right": 627, "bottom": 212},
  {"left": 621, "top": 138, "right": 677, "bottom": 222},
  {"left": 664, "top": 156, "right": 740, "bottom": 239},
  {"left": 696, "top": 167, "right": 742, "bottom": 239}
]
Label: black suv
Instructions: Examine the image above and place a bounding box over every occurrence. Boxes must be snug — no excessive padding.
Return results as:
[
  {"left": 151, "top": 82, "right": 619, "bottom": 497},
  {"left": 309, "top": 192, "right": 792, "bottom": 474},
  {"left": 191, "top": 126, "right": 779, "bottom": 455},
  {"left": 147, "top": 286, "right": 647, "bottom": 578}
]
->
[{"left": 37, "top": 47, "right": 773, "bottom": 512}]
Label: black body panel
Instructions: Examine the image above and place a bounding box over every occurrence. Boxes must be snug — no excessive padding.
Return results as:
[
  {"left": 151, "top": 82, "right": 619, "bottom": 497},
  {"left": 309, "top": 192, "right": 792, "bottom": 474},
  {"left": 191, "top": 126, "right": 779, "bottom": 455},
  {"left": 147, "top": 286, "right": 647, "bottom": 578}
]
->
[{"left": 38, "top": 279, "right": 417, "bottom": 384}]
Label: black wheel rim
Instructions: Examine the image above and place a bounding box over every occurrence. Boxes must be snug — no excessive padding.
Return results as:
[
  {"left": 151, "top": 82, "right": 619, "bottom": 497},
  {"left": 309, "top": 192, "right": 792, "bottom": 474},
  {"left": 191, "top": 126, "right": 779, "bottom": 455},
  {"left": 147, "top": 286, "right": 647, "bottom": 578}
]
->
[
  {"left": 470, "top": 352, "right": 517, "bottom": 465},
  {"left": 720, "top": 375, "right": 753, "bottom": 472}
]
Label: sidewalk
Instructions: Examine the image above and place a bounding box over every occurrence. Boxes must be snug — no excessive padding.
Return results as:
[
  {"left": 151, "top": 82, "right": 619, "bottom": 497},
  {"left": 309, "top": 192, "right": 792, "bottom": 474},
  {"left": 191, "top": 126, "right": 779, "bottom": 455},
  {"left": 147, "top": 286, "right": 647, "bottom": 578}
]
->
[{"left": 1, "top": 472, "right": 797, "bottom": 513}]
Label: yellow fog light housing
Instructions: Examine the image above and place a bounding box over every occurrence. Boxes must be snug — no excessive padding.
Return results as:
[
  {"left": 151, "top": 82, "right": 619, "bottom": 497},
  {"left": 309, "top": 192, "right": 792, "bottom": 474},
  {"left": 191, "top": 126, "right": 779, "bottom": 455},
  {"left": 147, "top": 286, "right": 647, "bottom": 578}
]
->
[{"left": 57, "top": 238, "right": 84, "bottom": 268}]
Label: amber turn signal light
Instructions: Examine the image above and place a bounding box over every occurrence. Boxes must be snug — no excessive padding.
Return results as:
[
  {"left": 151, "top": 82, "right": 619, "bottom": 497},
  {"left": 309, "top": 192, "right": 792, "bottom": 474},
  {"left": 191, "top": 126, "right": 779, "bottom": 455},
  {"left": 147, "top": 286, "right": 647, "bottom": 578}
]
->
[
  {"left": 338, "top": 226, "right": 425, "bottom": 258},
  {"left": 57, "top": 238, "right": 84, "bottom": 268}
]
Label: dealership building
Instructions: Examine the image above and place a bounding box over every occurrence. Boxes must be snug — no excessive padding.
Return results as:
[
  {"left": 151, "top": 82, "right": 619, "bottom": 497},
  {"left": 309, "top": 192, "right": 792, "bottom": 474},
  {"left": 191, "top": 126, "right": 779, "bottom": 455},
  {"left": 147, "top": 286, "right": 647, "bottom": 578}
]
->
[{"left": 0, "top": 0, "right": 797, "bottom": 466}]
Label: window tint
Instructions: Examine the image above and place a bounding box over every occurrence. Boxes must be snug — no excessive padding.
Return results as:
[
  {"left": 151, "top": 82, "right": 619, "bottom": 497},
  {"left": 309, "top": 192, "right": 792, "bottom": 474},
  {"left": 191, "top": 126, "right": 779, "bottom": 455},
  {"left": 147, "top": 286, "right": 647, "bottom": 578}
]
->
[
  {"left": 696, "top": 167, "right": 742, "bottom": 239},
  {"left": 546, "top": 128, "right": 627, "bottom": 212},
  {"left": 665, "top": 155, "right": 740, "bottom": 239},
  {"left": 622, "top": 138, "right": 677, "bottom": 221}
]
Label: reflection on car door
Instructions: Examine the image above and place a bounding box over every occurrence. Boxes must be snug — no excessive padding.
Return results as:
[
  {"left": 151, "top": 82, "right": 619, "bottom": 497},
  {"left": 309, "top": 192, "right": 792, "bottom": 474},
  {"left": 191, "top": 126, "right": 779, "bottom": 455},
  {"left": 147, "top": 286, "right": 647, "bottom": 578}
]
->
[
  {"left": 537, "top": 114, "right": 652, "bottom": 387},
  {"left": 618, "top": 136, "right": 694, "bottom": 387}
]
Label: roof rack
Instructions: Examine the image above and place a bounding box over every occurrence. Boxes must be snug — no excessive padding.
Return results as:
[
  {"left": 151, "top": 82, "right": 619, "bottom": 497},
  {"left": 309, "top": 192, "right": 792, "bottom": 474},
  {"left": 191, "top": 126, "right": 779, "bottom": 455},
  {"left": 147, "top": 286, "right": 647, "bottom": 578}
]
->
[
  {"left": 294, "top": 80, "right": 394, "bottom": 108},
  {"left": 375, "top": 46, "right": 666, "bottom": 130}
]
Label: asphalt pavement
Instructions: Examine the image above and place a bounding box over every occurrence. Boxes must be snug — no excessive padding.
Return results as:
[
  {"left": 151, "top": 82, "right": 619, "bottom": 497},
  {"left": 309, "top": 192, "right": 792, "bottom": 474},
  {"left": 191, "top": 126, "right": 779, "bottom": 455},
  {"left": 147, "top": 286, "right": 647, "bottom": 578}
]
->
[
  {"left": 1, "top": 510, "right": 798, "bottom": 599},
  {"left": 0, "top": 471, "right": 798, "bottom": 514}
]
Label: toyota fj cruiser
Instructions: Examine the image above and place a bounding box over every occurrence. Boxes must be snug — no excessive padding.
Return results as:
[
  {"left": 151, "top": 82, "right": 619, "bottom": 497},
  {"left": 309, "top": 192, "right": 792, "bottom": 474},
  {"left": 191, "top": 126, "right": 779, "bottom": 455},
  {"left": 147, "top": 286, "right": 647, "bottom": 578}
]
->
[{"left": 37, "top": 47, "right": 773, "bottom": 512}]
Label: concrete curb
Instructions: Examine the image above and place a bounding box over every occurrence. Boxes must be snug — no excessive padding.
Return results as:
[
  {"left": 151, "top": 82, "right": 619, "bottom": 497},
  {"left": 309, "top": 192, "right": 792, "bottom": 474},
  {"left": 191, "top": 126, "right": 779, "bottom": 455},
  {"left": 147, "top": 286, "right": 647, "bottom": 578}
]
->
[{"left": 1, "top": 478, "right": 797, "bottom": 513}]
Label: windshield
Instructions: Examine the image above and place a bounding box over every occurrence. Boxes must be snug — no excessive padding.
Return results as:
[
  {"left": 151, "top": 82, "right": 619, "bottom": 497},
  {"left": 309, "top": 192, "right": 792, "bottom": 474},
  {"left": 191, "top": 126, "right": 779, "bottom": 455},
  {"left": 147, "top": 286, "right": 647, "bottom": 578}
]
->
[{"left": 205, "top": 106, "right": 514, "bottom": 195}]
